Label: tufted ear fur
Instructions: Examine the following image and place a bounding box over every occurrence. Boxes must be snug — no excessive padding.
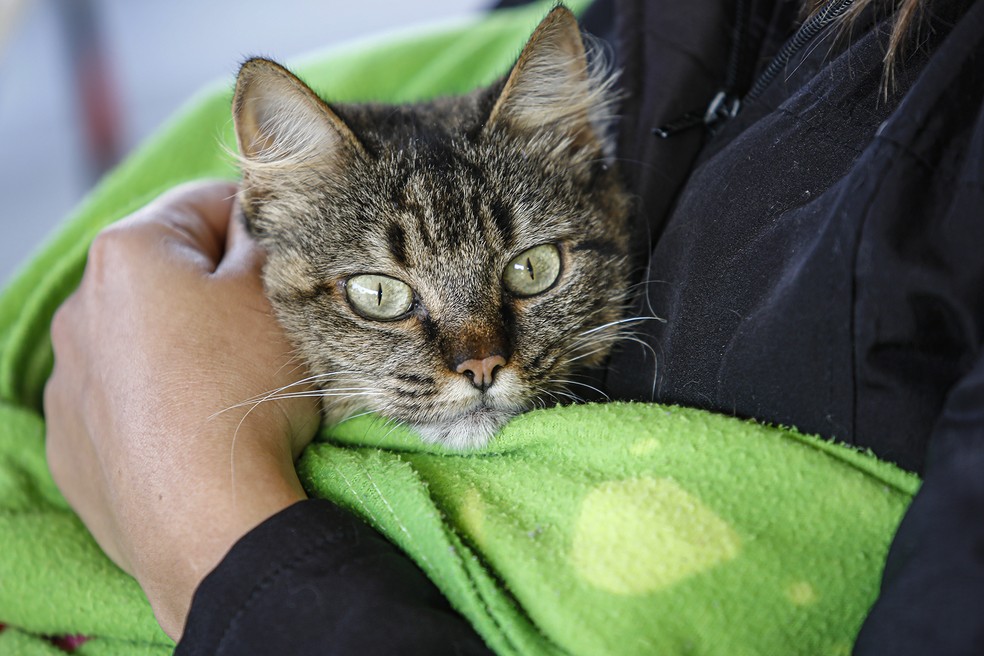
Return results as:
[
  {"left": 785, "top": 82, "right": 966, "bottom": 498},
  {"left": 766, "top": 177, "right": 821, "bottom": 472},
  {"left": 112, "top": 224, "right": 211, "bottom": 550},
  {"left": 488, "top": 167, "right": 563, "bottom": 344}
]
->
[
  {"left": 233, "top": 58, "right": 363, "bottom": 179},
  {"left": 485, "top": 5, "right": 616, "bottom": 157}
]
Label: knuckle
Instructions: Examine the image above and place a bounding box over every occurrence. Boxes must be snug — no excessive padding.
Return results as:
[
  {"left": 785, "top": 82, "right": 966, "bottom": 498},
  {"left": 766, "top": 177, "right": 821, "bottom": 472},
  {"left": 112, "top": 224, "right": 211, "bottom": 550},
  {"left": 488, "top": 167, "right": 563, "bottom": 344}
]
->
[
  {"left": 49, "top": 290, "right": 85, "bottom": 353},
  {"left": 87, "top": 227, "right": 128, "bottom": 265},
  {"left": 49, "top": 285, "right": 84, "bottom": 355},
  {"left": 85, "top": 232, "right": 120, "bottom": 281},
  {"left": 49, "top": 303, "right": 70, "bottom": 350},
  {"left": 85, "top": 225, "right": 147, "bottom": 281}
]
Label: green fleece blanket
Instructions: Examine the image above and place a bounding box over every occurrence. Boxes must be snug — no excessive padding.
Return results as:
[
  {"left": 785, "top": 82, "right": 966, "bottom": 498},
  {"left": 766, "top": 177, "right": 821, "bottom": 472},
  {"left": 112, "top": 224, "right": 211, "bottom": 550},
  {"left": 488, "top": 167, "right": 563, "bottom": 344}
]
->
[{"left": 0, "top": 2, "right": 918, "bottom": 654}]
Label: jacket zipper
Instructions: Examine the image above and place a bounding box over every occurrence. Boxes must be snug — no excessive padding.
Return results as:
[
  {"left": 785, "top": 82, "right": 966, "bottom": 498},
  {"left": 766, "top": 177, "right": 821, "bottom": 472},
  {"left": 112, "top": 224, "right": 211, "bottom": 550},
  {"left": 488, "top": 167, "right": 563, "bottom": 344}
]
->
[{"left": 653, "top": 0, "right": 858, "bottom": 138}]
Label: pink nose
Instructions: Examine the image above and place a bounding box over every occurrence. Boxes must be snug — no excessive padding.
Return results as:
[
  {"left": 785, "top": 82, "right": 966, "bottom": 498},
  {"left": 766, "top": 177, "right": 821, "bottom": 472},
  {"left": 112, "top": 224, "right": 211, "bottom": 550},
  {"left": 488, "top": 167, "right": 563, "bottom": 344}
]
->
[{"left": 456, "top": 355, "right": 506, "bottom": 391}]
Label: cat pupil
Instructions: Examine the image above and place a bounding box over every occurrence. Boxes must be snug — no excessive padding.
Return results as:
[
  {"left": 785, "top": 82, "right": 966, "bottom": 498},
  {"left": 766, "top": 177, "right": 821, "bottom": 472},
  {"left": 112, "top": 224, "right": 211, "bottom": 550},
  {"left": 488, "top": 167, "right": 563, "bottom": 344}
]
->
[
  {"left": 376, "top": 283, "right": 383, "bottom": 306},
  {"left": 526, "top": 258, "right": 535, "bottom": 280}
]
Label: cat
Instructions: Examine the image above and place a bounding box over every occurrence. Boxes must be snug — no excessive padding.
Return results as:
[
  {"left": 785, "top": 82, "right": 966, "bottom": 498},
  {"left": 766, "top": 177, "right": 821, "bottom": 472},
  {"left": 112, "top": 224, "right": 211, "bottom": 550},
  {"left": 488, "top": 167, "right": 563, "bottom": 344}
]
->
[{"left": 232, "top": 5, "right": 631, "bottom": 449}]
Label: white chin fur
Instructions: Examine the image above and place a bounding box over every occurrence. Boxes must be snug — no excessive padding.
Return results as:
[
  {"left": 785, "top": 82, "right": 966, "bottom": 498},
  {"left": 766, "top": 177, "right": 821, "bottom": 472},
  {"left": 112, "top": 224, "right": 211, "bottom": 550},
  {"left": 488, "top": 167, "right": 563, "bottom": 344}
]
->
[{"left": 414, "top": 407, "right": 513, "bottom": 450}]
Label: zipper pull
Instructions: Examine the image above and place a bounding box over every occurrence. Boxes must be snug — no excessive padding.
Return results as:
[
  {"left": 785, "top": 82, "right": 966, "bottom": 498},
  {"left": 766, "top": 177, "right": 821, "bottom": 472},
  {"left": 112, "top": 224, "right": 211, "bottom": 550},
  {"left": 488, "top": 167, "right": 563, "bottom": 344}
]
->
[
  {"left": 652, "top": 112, "right": 705, "bottom": 138},
  {"left": 652, "top": 90, "right": 742, "bottom": 139}
]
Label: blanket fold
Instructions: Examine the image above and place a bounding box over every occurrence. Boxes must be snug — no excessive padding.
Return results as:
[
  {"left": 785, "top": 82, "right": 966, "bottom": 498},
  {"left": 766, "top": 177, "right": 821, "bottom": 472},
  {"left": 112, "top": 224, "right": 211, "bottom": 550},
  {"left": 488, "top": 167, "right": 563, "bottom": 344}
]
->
[{"left": 301, "top": 403, "right": 917, "bottom": 655}]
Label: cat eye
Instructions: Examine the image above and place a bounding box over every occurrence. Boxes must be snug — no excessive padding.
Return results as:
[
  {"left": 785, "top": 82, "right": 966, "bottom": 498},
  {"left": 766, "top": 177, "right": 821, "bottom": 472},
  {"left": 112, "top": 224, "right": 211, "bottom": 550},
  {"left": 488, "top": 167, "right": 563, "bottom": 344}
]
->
[
  {"left": 502, "top": 243, "right": 562, "bottom": 297},
  {"left": 345, "top": 274, "right": 414, "bottom": 321}
]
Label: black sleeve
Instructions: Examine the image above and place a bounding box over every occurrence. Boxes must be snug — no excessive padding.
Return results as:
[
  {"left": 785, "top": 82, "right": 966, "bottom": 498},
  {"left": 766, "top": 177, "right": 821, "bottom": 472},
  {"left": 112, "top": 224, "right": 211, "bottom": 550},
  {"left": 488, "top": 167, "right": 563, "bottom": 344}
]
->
[
  {"left": 853, "top": 351, "right": 984, "bottom": 655},
  {"left": 175, "top": 499, "right": 494, "bottom": 656}
]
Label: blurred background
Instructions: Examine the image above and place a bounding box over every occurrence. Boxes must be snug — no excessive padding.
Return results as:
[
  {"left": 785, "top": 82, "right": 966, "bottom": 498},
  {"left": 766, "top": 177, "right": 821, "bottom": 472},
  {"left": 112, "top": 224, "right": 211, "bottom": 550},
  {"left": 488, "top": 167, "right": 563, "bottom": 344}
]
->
[{"left": 0, "top": 0, "right": 488, "bottom": 285}]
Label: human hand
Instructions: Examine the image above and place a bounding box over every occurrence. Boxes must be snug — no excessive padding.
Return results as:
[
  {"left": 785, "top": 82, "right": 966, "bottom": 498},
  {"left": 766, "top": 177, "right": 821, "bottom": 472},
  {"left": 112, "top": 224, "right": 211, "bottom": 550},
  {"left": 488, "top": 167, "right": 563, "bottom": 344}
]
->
[{"left": 44, "top": 181, "right": 321, "bottom": 639}]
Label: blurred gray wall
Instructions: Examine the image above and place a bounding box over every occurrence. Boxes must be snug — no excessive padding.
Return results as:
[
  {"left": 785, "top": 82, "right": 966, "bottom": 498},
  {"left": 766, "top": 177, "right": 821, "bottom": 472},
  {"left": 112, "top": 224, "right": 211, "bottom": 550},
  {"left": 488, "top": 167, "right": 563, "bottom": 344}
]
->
[{"left": 0, "top": 0, "right": 485, "bottom": 285}]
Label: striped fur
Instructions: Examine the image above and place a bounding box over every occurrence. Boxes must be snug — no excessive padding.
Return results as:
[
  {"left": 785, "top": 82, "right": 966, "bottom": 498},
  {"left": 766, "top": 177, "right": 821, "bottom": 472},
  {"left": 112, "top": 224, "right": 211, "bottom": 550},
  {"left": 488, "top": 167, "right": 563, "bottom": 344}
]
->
[{"left": 233, "top": 6, "right": 632, "bottom": 448}]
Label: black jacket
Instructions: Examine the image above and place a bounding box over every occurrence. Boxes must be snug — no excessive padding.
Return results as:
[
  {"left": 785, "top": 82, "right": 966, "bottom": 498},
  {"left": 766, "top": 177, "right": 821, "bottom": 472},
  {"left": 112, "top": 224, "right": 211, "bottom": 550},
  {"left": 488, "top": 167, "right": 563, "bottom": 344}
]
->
[{"left": 177, "top": 1, "right": 984, "bottom": 653}]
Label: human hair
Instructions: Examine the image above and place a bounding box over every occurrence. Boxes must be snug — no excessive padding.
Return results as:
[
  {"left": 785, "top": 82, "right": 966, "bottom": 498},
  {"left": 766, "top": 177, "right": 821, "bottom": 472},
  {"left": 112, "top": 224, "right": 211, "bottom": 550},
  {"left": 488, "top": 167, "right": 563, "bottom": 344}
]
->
[{"left": 805, "top": 0, "right": 924, "bottom": 87}]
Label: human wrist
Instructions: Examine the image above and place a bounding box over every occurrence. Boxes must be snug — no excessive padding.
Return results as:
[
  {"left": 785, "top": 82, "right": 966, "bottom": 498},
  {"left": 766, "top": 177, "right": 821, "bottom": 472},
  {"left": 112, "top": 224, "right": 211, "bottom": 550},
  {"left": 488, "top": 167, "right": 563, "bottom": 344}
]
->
[{"left": 136, "top": 423, "right": 308, "bottom": 639}]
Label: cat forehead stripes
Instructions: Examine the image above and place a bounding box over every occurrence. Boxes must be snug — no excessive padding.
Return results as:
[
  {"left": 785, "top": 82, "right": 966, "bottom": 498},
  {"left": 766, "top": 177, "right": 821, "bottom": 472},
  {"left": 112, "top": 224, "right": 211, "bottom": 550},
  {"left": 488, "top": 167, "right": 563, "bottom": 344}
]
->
[
  {"left": 386, "top": 163, "right": 519, "bottom": 259},
  {"left": 230, "top": 5, "right": 633, "bottom": 448}
]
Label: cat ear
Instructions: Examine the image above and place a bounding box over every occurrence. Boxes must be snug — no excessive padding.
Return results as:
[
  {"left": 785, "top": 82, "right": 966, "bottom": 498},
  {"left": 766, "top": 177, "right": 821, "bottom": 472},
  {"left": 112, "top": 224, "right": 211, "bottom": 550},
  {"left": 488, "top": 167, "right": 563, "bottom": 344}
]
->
[
  {"left": 485, "top": 6, "right": 614, "bottom": 156},
  {"left": 233, "top": 58, "right": 363, "bottom": 172}
]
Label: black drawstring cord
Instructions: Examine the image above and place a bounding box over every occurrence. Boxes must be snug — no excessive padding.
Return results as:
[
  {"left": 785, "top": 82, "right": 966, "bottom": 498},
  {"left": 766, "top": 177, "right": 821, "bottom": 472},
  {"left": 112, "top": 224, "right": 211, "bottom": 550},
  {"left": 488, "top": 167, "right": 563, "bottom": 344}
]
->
[{"left": 652, "top": 0, "right": 858, "bottom": 139}]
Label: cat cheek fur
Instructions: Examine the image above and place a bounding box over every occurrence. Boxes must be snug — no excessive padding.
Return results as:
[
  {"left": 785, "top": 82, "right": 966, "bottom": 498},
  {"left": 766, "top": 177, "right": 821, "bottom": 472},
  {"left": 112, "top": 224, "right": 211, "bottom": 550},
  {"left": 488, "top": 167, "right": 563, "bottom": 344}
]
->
[{"left": 232, "top": 5, "right": 633, "bottom": 449}]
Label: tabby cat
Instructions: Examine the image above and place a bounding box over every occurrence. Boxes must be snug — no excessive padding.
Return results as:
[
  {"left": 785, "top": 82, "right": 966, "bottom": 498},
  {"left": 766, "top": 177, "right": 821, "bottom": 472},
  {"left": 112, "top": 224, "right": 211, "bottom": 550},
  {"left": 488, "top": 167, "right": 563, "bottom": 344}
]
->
[{"left": 232, "top": 6, "right": 631, "bottom": 448}]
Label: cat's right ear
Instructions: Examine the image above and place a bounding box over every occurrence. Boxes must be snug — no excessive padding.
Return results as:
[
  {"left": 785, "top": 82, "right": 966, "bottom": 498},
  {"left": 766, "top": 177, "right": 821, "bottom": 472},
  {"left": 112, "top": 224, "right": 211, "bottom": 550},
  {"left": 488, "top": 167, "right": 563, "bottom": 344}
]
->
[
  {"left": 483, "top": 6, "right": 615, "bottom": 158},
  {"left": 233, "top": 58, "right": 363, "bottom": 175}
]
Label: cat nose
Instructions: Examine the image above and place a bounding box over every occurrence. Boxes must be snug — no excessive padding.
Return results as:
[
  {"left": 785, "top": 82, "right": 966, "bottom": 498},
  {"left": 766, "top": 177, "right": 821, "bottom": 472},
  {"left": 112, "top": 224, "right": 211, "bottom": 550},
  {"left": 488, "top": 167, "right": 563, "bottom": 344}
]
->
[{"left": 455, "top": 355, "right": 507, "bottom": 391}]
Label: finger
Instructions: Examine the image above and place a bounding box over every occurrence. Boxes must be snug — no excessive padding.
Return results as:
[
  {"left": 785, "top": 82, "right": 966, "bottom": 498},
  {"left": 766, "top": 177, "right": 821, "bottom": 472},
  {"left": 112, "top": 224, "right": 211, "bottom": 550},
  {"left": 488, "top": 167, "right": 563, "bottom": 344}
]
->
[
  {"left": 132, "top": 180, "right": 239, "bottom": 267},
  {"left": 48, "top": 293, "right": 79, "bottom": 359}
]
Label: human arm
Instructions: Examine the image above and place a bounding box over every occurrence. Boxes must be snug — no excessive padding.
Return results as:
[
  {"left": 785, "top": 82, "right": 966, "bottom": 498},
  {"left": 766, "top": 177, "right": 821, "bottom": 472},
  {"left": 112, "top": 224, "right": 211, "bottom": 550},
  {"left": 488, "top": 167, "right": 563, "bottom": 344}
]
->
[{"left": 43, "top": 181, "right": 492, "bottom": 653}]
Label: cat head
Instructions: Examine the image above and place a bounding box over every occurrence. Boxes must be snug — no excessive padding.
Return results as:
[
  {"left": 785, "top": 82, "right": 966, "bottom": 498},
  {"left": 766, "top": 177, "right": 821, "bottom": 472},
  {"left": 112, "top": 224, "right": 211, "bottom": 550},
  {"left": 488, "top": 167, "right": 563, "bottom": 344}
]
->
[{"left": 232, "top": 6, "right": 631, "bottom": 448}]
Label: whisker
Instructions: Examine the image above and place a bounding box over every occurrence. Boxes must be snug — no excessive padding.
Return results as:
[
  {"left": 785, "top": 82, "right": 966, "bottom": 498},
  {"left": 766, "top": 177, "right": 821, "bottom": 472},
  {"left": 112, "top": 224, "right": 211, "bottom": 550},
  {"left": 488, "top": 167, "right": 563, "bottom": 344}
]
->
[
  {"left": 336, "top": 409, "right": 380, "bottom": 424},
  {"left": 217, "top": 388, "right": 380, "bottom": 413},
  {"left": 209, "top": 370, "right": 363, "bottom": 420},
  {"left": 219, "top": 371, "right": 377, "bottom": 511},
  {"left": 372, "top": 416, "right": 405, "bottom": 443},
  {"left": 576, "top": 315, "right": 665, "bottom": 338},
  {"left": 565, "top": 346, "right": 611, "bottom": 364},
  {"left": 252, "top": 390, "right": 382, "bottom": 402},
  {"left": 547, "top": 378, "right": 610, "bottom": 402},
  {"left": 542, "top": 386, "right": 583, "bottom": 404}
]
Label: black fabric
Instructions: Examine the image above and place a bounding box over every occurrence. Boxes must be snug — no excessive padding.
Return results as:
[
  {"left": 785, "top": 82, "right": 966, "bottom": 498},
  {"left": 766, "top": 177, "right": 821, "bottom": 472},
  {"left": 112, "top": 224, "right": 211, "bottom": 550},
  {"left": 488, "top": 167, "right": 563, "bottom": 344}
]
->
[
  {"left": 607, "top": 0, "right": 984, "bottom": 476},
  {"left": 612, "top": 0, "right": 739, "bottom": 265},
  {"left": 176, "top": 500, "right": 493, "bottom": 656},
  {"left": 855, "top": 354, "right": 984, "bottom": 653},
  {"left": 177, "top": 1, "right": 984, "bottom": 654}
]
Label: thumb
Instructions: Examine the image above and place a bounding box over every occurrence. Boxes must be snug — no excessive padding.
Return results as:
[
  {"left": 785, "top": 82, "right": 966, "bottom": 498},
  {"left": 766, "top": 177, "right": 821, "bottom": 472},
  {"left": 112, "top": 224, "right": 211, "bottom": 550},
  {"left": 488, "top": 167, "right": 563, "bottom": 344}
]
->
[
  {"left": 132, "top": 180, "right": 238, "bottom": 267},
  {"left": 218, "top": 202, "right": 267, "bottom": 276}
]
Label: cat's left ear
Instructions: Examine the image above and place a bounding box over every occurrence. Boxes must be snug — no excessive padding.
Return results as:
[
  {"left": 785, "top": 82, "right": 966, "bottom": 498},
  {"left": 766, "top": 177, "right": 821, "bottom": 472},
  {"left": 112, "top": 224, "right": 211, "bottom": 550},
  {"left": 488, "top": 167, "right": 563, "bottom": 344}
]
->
[
  {"left": 233, "top": 58, "right": 364, "bottom": 172},
  {"left": 484, "top": 6, "right": 615, "bottom": 157}
]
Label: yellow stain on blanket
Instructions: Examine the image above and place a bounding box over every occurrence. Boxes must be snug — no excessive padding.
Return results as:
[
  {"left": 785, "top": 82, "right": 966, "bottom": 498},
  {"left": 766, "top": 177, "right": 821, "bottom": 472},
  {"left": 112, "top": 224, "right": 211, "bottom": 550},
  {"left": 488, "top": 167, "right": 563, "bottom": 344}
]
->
[
  {"left": 786, "top": 580, "right": 818, "bottom": 606},
  {"left": 628, "top": 438, "right": 661, "bottom": 456},
  {"left": 458, "top": 487, "right": 486, "bottom": 548},
  {"left": 570, "top": 477, "right": 740, "bottom": 595}
]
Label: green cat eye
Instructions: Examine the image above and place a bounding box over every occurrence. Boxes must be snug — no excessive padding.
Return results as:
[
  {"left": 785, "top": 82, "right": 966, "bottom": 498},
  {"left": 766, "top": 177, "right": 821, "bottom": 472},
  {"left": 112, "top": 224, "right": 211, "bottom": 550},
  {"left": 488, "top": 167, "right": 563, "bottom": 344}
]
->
[
  {"left": 346, "top": 274, "right": 414, "bottom": 321},
  {"left": 503, "top": 243, "right": 562, "bottom": 297}
]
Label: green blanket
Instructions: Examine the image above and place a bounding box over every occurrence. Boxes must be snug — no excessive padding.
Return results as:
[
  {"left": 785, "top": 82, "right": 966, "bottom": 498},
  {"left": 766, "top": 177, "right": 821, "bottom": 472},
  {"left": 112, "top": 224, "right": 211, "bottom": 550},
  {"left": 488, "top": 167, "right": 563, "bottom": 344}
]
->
[{"left": 0, "top": 2, "right": 918, "bottom": 654}]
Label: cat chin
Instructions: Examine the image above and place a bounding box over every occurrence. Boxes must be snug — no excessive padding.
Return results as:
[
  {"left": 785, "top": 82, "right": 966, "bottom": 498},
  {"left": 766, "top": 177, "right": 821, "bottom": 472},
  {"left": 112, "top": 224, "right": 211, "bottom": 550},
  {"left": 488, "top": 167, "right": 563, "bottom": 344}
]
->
[{"left": 413, "top": 406, "right": 515, "bottom": 450}]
